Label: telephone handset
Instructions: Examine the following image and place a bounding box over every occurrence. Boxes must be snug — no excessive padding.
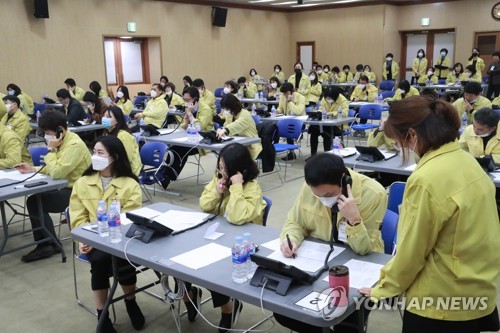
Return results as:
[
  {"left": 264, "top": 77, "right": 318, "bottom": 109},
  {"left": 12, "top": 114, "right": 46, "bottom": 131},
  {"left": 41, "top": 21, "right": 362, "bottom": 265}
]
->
[
  {"left": 56, "top": 127, "right": 63, "bottom": 139},
  {"left": 226, "top": 169, "right": 248, "bottom": 187},
  {"left": 332, "top": 173, "right": 352, "bottom": 213}
]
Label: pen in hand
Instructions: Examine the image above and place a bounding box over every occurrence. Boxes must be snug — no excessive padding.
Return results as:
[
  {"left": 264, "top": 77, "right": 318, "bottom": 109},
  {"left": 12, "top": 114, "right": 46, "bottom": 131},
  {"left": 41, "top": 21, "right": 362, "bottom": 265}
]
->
[{"left": 286, "top": 234, "right": 296, "bottom": 259}]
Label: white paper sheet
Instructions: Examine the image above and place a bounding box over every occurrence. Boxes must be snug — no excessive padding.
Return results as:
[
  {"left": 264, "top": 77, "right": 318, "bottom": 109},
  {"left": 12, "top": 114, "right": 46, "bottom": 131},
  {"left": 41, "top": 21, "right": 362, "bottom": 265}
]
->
[
  {"left": 169, "top": 243, "right": 231, "bottom": 270},
  {"left": 153, "top": 210, "right": 209, "bottom": 233},
  {"left": 380, "top": 149, "right": 397, "bottom": 160},
  {"left": 329, "top": 147, "right": 357, "bottom": 158},
  {"left": 0, "top": 171, "right": 46, "bottom": 181},
  {"left": 129, "top": 207, "right": 162, "bottom": 219},
  {"left": 295, "top": 291, "right": 327, "bottom": 312},
  {"left": 490, "top": 172, "right": 500, "bottom": 180},
  {"left": 157, "top": 128, "right": 181, "bottom": 135},
  {"left": 322, "top": 259, "right": 384, "bottom": 289},
  {"left": 204, "top": 222, "right": 224, "bottom": 240},
  {"left": 404, "top": 164, "right": 417, "bottom": 171}
]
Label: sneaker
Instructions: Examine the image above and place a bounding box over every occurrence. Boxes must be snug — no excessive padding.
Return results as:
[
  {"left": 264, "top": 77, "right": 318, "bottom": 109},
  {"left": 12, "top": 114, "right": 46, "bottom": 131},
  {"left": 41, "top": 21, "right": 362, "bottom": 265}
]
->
[
  {"left": 219, "top": 299, "right": 243, "bottom": 333},
  {"left": 21, "top": 244, "right": 61, "bottom": 262},
  {"left": 185, "top": 287, "right": 202, "bottom": 322}
]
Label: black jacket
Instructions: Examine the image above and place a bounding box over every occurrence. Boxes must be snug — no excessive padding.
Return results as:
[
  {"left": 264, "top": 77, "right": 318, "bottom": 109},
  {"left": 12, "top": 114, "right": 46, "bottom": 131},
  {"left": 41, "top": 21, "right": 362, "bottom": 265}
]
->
[
  {"left": 65, "top": 98, "right": 86, "bottom": 126},
  {"left": 256, "top": 121, "right": 279, "bottom": 173},
  {"left": 487, "top": 62, "right": 500, "bottom": 85}
]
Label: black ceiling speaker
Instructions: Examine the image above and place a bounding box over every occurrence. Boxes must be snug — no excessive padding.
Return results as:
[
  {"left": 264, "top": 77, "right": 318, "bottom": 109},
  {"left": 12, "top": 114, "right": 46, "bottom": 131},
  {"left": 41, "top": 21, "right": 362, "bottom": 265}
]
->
[
  {"left": 212, "top": 7, "right": 227, "bottom": 27},
  {"left": 34, "top": 0, "right": 49, "bottom": 19}
]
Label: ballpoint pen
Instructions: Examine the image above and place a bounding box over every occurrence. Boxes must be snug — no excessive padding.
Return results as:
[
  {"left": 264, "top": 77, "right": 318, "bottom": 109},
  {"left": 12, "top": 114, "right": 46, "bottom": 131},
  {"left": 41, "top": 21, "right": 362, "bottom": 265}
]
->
[{"left": 286, "top": 233, "right": 296, "bottom": 259}]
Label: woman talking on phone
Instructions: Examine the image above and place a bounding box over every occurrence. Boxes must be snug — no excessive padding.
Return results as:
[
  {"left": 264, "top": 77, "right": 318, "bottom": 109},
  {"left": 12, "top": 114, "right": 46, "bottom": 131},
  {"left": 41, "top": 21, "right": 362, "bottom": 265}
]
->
[{"left": 360, "top": 96, "right": 500, "bottom": 333}]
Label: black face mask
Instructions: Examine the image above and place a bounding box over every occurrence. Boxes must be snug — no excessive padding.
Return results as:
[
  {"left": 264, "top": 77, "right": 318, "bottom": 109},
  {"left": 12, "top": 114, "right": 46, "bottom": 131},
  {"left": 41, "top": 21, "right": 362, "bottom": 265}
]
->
[{"left": 295, "top": 68, "right": 302, "bottom": 74}]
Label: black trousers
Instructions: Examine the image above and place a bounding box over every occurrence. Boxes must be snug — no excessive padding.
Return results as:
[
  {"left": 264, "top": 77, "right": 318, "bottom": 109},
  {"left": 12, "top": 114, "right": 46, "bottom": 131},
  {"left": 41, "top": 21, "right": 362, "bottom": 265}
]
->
[
  {"left": 183, "top": 282, "right": 230, "bottom": 308},
  {"left": 402, "top": 307, "right": 499, "bottom": 333},
  {"left": 86, "top": 249, "right": 137, "bottom": 290},
  {"left": 486, "top": 84, "right": 500, "bottom": 99},
  {"left": 309, "top": 125, "right": 342, "bottom": 155},
  {"left": 156, "top": 146, "right": 199, "bottom": 182},
  {"left": 27, "top": 188, "right": 72, "bottom": 244}
]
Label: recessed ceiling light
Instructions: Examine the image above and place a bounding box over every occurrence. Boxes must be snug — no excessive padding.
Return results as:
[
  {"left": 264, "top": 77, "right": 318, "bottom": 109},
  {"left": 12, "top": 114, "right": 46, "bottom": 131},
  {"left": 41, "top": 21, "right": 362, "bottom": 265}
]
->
[{"left": 119, "top": 36, "right": 133, "bottom": 39}]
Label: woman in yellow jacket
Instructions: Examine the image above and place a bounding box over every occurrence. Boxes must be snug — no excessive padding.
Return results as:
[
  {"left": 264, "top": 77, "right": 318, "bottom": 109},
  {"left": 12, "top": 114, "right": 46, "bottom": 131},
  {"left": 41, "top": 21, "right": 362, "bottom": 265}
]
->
[
  {"left": 102, "top": 106, "right": 142, "bottom": 176},
  {"left": 307, "top": 71, "right": 322, "bottom": 106},
  {"left": 6, "top": 84, "right": 33, "bottom": 115},
  {"left": 132, "top": 83, "right": 168, "bottom": 131},
  {"left": 113, "top": 85, "right": 134, "bottom": 115},
  {"left": 385, "top": 80, "right": 420, "bottom": 102},
  {"left": 181, "top": 143, "right": 265, "bottom": 332},
  {"left": 459, "top": 107, "right": 500, "bottom": 162},
  {"left": 69, "top": 136, "right": 145, "bottom": 333},
  {"left": 331, "top": 66, "right": 342, "bottom": 83},
  {"left": 341, "top": 65, "right": 354, "bottom": 83},
  {"left": 382, "top": 53, "right": 399, "bottom": 81},
  {"left": 463, "top": 64, "right": 483, "bottom": 83},
  {"left": 363, "top": 64, "right": 377, "bottom": 83},
  {"left": 417, "top": 67, "right": 438, "bottom": 85},
  {"left": 266, "top": 77, "right": 281, "bottom": 100},
  {"left": 446, "top": 63, "right": 465, "bottom": 85},
  {"left": 323, "top": 65, "right": 333, "bottom": 83},
  {"left": 360, "top": 96, "right": 500, "bottom": 333},
  {"left": 1, "top": 95, "right": 31, "bottom": 148},
  {"left": 0, "top": 124, "right": 32, "bottom": 168},
  {"left": 412, "top": 48, "right": 428, "bottom": 85},
  {"left": 89, "top": 81, "right": 109, "bottom": 98},
  {"left": 287, "top": 62, "right": 311, "bottom": 99},
  {"left": 249, "top": 68, "right": 263, "bottom": 91},
  {"left": 434, "top": 48, "right": 451, "bottom": 80},
  {"left": 467, "top": 48, "right": 485, "bottom": 74},
  {"left": 271, "top": 64, "right": 285, "bottom": 83},
  {"left": 350, "top": 75, "right": 378, "bottom": 102}
]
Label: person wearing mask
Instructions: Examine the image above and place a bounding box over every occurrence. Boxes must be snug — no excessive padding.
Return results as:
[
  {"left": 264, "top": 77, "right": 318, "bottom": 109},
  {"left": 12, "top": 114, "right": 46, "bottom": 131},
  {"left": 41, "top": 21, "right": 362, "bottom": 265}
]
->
[
  {"left": 266, "top": 77, "right": 281, "bottom": 101},
  {"left": 70, "top": 136, "right": 145, "bottom": 333},
  {"left": 0, "top": 123, "right": 32, "bottom": 168},
  {"left": 486, "top": 51, "right": 500, "bottom": 99},
  {"left": 156, "top": 87, "right": 213, "bottom": 189},
  {"left": 353, "top": 64, "right": 364, "bottom": 82},
  {"left": 113, "top": 85, "right": 134, "bottom": 115},
  {"left": 193, "top": 78, "right": 216, "bottom": 116},
  {"left": 236, "top": 77, "right": 257, "bottom": 99},
  {"left": 56, "top": 88, "right": 86, "bottom": 126},
  {"left": 453, "top": 82, "right": 492, "bottom": 124},
  {"left": 16, "top": 111, "right": 91, "bottom": 262},
  {"left": 159, "top": 75, "right": 169, "bottom": 87},
  {"left": 277, "top": 82, "right": 306, "bottom": 116},
  {"left": 164, "top": 82, "right": 184, "bottom": 108},
  {"left": 132, "top": 83, "right": 168, "bottom": 132},
  {"left": 102, "top": 106, "right": 142, "bottom": 176},
  {"left": 463, "top": 64, "right": 482, "bottom": 83},
  {"left": 382, "top": 53, "right": 399, "bottom": 81},
  {"left": 274, "top": 153, "right": 386, "bottom": 333},
  {"left": 223, "top": 80, "right": 238, "bottom": 96},
  {"left": 331, "top": 66, "right": 342, "bottom": 83},
  {"left": 89, "top": 81, "right": 109, "bottom": 98},
  {"left": 215, "top": 94, "right": 262, "bottom": 160},
  {"left": 6, "top": 83, "right": 33, "bottom": 115},
  {"left": 0, "top": 94, "right": 7, "bottom": 120},
  {"left": 385, "top": 80, "right": 420, "bottom": 102},
  {"left": 412, "top": 49, "right": 428, "bottom": 85},
  {"left": 183, "top": 143, "right": 265, "bottom": 333},
  {"left": 350, "top": 75, "right": 378, "bottom": 102},
  {"left": 323, "top": 65, "right": 332, "bottom": 83},
  {"left": 434, "top": 48, "right": 451, "bottom": 80},
  {"left": 249, "top": 68, "right": 263, "bottom": 91},
  {"left": 367, "top": 119, "right": 396, "bottom": 150},
  {"left": 271, "top": 64, "right": 285, "bottom": 82},
  {"left": 309, "top": 87, "right": 348, "bottom": 156},
  {"left": 467, "top": 48, "right": 485, "bottom": 74},
  {"left": 417, "top": 67, "right": 438, "bottom": 86},
  {"left": 363, "top": 65, "right": 376, "bottom": 83},
  {"left": 1, "top": 95, "right": 31, "bottom": 143},
  {"left": 359, "top": 96, "right": 500, "bottom": 333},
  {"left": 342, "top": 65, "right": 354, "bottom": 83},
  {"left": 64, "top": 78, "right": 85, "bottom": 101},
  {"left": 182, "top": 75, "right": 193, "bottom": 91},
  {"left": 307, "top": 71, "right": 322, "bottom": 106},
  {"left": 287, "top": 62, "right": 311, "bottom": 99},
  {"left": 446, "top": 63, "right": 465, "bottom": 85},
  {"left": 83, "top": 91, "right": 107, "bottom": 124},
  {"left": 315, "top": 64, "right": 328, "bottom": 83},
  {"left": 459, "top": 107, "right": 500, "bottom": 163}
]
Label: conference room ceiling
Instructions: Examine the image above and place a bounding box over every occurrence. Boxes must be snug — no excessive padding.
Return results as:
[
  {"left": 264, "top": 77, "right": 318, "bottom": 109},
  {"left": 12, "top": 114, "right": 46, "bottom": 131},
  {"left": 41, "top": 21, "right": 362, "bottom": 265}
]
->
[{"left": 158, "top": 0, "right": 459, "bottom": 12}]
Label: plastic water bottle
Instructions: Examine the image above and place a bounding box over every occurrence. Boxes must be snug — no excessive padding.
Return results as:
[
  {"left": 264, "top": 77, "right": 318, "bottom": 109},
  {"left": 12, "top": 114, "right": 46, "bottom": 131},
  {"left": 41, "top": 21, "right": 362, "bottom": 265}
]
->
[
  {"left": 271, "top": 105, "right": 277, "bottom": 118},
  {"left": 187, "top": 123, "right": 195, "bottom": 143},
  {"left": 97, "top": 200, "right": 109, "bottom": 238},
  {"left": 36, "top": 110, "right": 41, "bottom": 124},
  {"left": 455, "top": 77, "right": 460, "bottom": 86},
  {"left": 232, "top": 236, "right": 248, "bottom": 283},
  {"left": 378, "top": 94, "right": 383, "bottom": 104},
  {"left": 337, "top": 106, "right": 343, "bottom": 120},
  {"left": 251, "top": 104, "right": 257, "bottom": 116},
  {"left": 461, "top": 112, "right": 468, "bottom": 131},
  {"left": 139, "top": 117, "right": 145, "bottom": 126},
  {"left": 237, "top": 92, "right": 242, "bottom": 99},
  {"left": 108, "top": 200, "right": 122, "bottom": 243},
  {"left": 332, "top": 136, "right": 342, "bottom": 155},
  {"left": 243, "top": 233, "right": 257, "bottom": 279},
  {"left": 322, "top": 106, "right": 327, "bottom": 120}
]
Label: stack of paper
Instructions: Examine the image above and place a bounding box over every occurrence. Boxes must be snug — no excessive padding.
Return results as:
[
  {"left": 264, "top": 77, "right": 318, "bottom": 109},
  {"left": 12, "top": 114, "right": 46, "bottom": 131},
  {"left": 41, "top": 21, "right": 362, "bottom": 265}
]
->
[
  {"left": 170, "top": 243, "right": 231, "bottom": 270},
  {"left": 153, "top": 210, "right": 210, "bottom": 233}
]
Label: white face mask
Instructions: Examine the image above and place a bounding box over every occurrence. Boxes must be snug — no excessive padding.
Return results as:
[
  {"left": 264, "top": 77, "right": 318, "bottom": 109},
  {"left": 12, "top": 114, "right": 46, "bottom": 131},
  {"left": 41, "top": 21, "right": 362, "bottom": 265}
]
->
[
  {"left": 223, "top": 87, "right": 231, "bottom": 94},
  {"left": 165, "top": 90, "right": 172, "bottom": 96},
  {"left": 150, "top": 90, "right": 158, "bottom": 98},
  {"left": 7, "top": 90, "right": 15, "bottom": 96},
  {"left": 309, "top": 75, "right": 316, "bottom": 81},
  {"left": 275, "top": 68, "right": 280, "bottom": 73},
  {"left": 198, "top": 89, "right": 204, "bottom": 96},
  {"left": 326, "top": 98, "right": 334, "bottom": 104},
  {"left": 441, "top": 52, "right": 446, "bottom": 57},
  {"left": 386, "top": 57, "right": 392, "bottom": 61},
  {"left": 318, "top": 195, "right": 338, "bottom": 208},
  {"left": 317, "top": 70, "right": 323, "bottom": 74},
  {"left": 468, "top": 98, "right": 477, "bottom": 104},
  {"left": 418, "top": 53, "right": 423, "bottom": 58},
  {"left": 250, "top": 72, "right": 256, "bottom": 77},
  {"left": 5, "top": 103, "right": 12, "bottom": 112},
  {"left": 477, "top": 132, "right": 492, "bottom": 138},
  {"left": 91, "top": 155, "right": 111, "bottom": 171},
  {"left": 116, "top": 91, "right": 124, "bottom": 99},
  {"left": 365, "top": 69, "right": 370, "bottom": 72},
  {"left": 270, "top": 82, "right": 277, "bottom": 89},
  {"left": 344, "top": 69, "right": 349, "bottom": 73},
  {"left": 427, "top": 71, "right": 433, "bottom": 76},
  {"left": 464, "top": 72, "right": 471, "bottom": 76},
  {"left": 44, "top": 134, "right": 55, "bottom": 142},
  {"left": 324, "top": 69, "right": 329, "bottom": 73},
  {"left": 223, "top": 109, "right": 231, "bottom": 116},
  {"left": 359, "top": 84, "right": 366, "bottom": 89}
]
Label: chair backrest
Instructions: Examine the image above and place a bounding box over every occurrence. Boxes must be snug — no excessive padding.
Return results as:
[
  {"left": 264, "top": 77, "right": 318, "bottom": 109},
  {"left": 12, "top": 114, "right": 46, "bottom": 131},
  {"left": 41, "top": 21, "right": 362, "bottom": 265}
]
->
[
  {"left": 215, "top": 100, "right": 221, "bottom": 114},
  {"left": 379, "top": 80, "right": 395, "bottom": 91},
  {"left": 482, "top": 75, "right": 489, "bottom": 84},
  {"left": 124, "top": 115, "right": 131, "bottom": 123},
  {"left": 214, "top": 88, "right": 224, "bottom": 98},
  {"left": 252, "top": 114, "right": 261, "bottom": 124},
  {"left": 133, "top": 96, "right": 148, "bottom": 107},
  {"left": 387, "top": 181, "right": 406, "bottom": 214},
  {"left": 139, "top": 142, "right": 168, "bottom": 168},
  {"left": 214, "top": 122, "right": 221, "bottom": 130},
  {"left": 33, "top": 103, "right": 46, "bottom": 114},
  {"left": 262, "top": 196, "right": 272, "bottom": 227},
  {"left": 358, "top": 104, "right": 383, "bottom": 121},
  {"left": 347, "top": 109, "right": 356, "bottom": 117},
  {"left": 437, "top": 79, "right": 446, "bottom": 85},
  {"left": 276, "top": 118, "right": 304, "bottom": 140},
  {"left": 29, "top": 146, "right": 49, "bottom": 166},
  {"left": 381, "top": 210, "right": 399, "bottom": 255},
  {"left": 381, "top": 91, "right": 395, "bottom": 99}
]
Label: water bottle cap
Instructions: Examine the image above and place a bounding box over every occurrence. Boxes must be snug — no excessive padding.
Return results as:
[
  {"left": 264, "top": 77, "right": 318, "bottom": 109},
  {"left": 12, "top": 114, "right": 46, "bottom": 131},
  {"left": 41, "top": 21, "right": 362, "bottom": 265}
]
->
[
  {"left": 243, "top": 233, "right": 251, "bottom": 239},
  {"left": 235, "top": 236, "right": 243, "bottom": 242}
]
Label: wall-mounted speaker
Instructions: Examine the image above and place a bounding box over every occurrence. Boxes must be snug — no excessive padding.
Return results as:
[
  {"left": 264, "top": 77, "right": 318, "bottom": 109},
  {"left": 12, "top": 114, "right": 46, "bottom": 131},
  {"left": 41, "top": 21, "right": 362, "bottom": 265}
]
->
[
  {"left": 212, "top": 7, "right": 227, "bottom": 27},
  {"left": 34, "top": 0, "right": 49, "bottom": 19}
]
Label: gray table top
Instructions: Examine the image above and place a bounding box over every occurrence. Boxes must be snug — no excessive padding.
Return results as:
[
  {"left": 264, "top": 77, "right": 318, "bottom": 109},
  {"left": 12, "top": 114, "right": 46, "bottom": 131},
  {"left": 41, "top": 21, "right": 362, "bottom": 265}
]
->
[
  {"left": 260, "top": 115, "right": 355, "bottom": 127},
  {"left": 131, "top": 109, "right": 185, "bottom": 116},
  {"left": 71, "top": 202, "right": 391, "bottom": 328},
  {"left": 141, "top": 130, "right": 261, "bottom": 151},
  {"left": 0, "top": 173, "right": 68, "bottom": 201},
  {"left": 30, "top": 122, "right": 105, "bottom": 133}
]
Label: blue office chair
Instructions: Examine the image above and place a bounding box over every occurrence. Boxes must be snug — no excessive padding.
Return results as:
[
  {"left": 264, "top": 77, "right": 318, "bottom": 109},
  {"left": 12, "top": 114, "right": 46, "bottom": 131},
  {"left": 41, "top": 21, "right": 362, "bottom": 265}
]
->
[
  {"left": 29, "top": 146, "right": 49, "bottom": 166},
  {"left": 214, "top": 87, "right": 225, "bottom": 98},
  {"left": 381, "top": 91, "right": 395, "bottom": 100},
  {"left": 124, "top": 115, "right": 131, "bottom": 124},
  {"left": 381, "top": 210, "right": 399, "bottom": 255},
  {"left": 133, "top": 96, "right": 149, "bottom": 108},
  {"left": 215, "top": 100, "right": 221, "bottom": 114},
  {"left": 139, "top": 142, "right": 169, "bottom": 203},
  {"left": 379, "top": 80, "right": 395, "bottom": 91},
  {"left": 482, "top": 75, "right": 489, "bottom": 84},
  {"left": 351, "top": 104, "right": 383, "bottom": 138},
  {"left": 252, "top": 114, "right": 261, "bottom": 124},
  {"left": 262, "top": 196, "right": 272, "bottom": 227},
  {"left": 33, "top": 103, "right": 47, "bottom": 114},
  {"left": 342, "top": 109, "right": 357, "bottom": 146},
  {"left": 274, "top": 118, "right": 304, "bottom": 182},
  {"left": 387, "top": 181, "right": 406, "bottom": 214}
]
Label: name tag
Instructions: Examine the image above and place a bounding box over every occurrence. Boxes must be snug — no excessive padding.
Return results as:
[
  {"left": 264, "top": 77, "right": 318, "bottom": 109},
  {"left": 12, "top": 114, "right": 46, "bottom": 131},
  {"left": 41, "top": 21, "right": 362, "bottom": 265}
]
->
[
  {"left": 6, "top": 125, "right": 12, "bottom": 130},
  {"left": 338, "top": 221, "right": 348, "bottom": 243}
]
